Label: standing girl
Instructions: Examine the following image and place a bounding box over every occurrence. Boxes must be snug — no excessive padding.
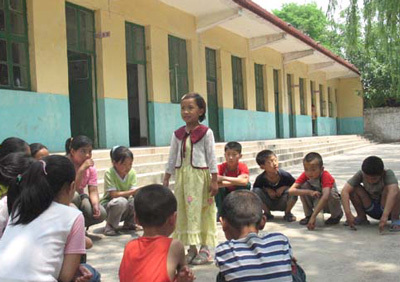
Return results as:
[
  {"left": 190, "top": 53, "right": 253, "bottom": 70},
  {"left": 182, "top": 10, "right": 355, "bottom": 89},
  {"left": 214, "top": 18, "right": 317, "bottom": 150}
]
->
[
  {"left": 100, "top": 146, "right": 139, "bottom": 236},
  {"left": 0, "top": 156, "right": 91, "bottom": 281},
  {"left": 163, "top": 93, "right": 218, "bottom": 265},
  {"left": 66, "top": 135, "right": 106, "bottom": 228}
]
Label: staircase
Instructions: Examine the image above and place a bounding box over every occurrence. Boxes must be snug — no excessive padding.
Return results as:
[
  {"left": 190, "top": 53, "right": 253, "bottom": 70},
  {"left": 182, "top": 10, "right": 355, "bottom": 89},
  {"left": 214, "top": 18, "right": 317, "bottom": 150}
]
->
[{"left": 92, "top": 135, "right": 373, "bottom": 194}]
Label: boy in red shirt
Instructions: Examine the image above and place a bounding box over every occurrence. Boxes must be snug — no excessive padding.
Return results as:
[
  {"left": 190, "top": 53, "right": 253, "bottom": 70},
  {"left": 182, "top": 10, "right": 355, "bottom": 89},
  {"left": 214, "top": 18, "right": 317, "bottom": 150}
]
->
[
  {"left": 215, "top": 142, "right": 250, "bottom": 217},
  {"left": 289, "top": 152, "right": 343, "bottom": 230},
  {"left": 119, "top": 184, "right": 194, "bottom": 282}
]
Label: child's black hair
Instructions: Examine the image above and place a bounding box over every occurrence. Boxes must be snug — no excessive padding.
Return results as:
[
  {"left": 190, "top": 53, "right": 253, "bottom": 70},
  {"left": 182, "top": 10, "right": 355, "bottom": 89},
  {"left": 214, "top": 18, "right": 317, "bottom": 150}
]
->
[
  {"left": 110, "top": 146, "right": 133, "bottom": 163},
  {"left": 256, "top": 150, "right": 276, "bottom": 166},
  {"left": 225, "top": 141, "right": 242, "bottom": 154},
  {"left": 65, "top": 135, "right": 93, "bottom": 155},
  {"left": 303, "top": 152, "right": 323, "bottom": 167},
  {"left": 0, "top": 137, "right": 29, "bottom": 159},
  {"left": 29, "top": 143, "right": 48, "bottom": 158},
  {"left": 181, "top": 92, "right": 207, "bottom": 122},
  {"left": 11, "top": 155, "right": 76, "bottom": 225},
  {"left": 362, "top": 156, "right": 384, "bottom": 176},
  {"left": 1, "top": 153, "right": 35, "bottom": 213},
  {"left": 220, "top": 190, "right": 263, "bottom": 230},
  {"left": 134, "top": 184, "right": 177, "bottom": 227}
]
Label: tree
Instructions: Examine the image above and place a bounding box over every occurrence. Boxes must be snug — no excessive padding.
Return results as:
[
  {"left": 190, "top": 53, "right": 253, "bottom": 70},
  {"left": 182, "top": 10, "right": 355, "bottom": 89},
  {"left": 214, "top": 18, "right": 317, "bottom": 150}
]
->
[
  {"left": 272, "top": 3, "right": 344, "bottom": 56},
  {"left": 329, "top": 0, "right": 400, "bottom": 106}
]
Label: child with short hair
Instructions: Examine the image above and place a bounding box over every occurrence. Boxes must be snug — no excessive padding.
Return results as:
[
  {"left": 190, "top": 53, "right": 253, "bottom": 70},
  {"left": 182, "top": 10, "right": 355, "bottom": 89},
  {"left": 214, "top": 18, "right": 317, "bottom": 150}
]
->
[
  {"left": 119, "top": 184, "right": 195, "bottom": 282},
  {"left": 253, "top": 150, "right": 297, "bottom": 222},
  {"left": 0, "top": 155, "right": 94, "bottom": 281},
  {"left": 215, "top": 190, "right": 304, "bottom": 282},
  {"left": 66, "top": 135, "right": 106, "bottom": 228},
  {"left": 100, "top": 146, "right": 139, "bottom": 236},
  {"left": 342, "top": 156, "right": 400, "bottom": 232},
  {"left": 0, "top": 137, "right": 30, "bottom": 159},
  {"left": 29, "top": 142, "right": 49, "bottom": 160},
  {"left": 163, "top": 93, "right": 218, "bottom": 265},
  {"left": 289, "top": 152, "right": 343, "bottom": 230},
  {"left": 215, "top": 141, "right": 250, "bottom": 217}
]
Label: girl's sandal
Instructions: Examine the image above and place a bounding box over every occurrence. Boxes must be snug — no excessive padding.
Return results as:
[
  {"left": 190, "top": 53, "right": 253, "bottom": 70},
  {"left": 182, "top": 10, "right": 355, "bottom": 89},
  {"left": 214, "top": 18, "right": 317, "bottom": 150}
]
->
[
  {"left": 191, "top": 249, "right": 212, "bottom": 265},
  {"left": 389, "top": 220, "right": 400, "bottom": 232},
  {"left": 185, "top": 249, "right": 197, "bottom": 264}
]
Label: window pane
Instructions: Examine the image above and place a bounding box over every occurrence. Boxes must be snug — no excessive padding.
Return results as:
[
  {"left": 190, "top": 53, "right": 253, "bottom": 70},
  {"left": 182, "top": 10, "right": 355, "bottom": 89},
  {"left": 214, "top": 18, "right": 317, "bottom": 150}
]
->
[
  {"left": 80, "top": 11, "right": 94, "bottom": 52},
  {"left": 66, "top": 6, "right": 78, "bottom": 49},
  {"left": 10, "top": 12, "right": 25, "bottom": 35},
  {"left": 0, "top": 40, "right": 6, "bottom": 61},
  {"left": 9, "top": 0, "right": 23, "bottom": 11},
  {"left": 13, "top": 65, "right": 27, "bottom": 88},
  {"left": 68, "top": 60, "right": 88, "bottom": 80},
  {"left": 0, "top": 10, "right": 5, "bottom": 32},
  {"left": 0, "top": 63, "right": 8, "bottom": 85},
  {"left": 12, "top": 42, "right": 27, "bottom": 64}
]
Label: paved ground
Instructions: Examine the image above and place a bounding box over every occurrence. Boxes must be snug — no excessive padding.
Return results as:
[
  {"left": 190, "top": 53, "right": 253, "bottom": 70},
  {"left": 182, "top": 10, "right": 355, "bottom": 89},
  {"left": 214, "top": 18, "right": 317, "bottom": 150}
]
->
[{"left": 87, "top": 143, "right": 400, "bottom": 281}]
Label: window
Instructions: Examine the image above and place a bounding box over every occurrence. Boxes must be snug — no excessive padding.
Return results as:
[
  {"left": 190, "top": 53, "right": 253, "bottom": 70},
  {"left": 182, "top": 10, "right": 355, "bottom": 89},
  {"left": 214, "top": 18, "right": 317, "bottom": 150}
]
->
[
  {"left": 232, "top": 56, "right": 244, "bottom": 109},
  {"left": 299, "top": 78, "right": 306, "bottom": 115},
  {"left": 66, "top": 4, "right": 95, "bottom": 54},
  {"left": 126, "top": 23, "right": 145, "bottom": 65},
  {"left": 0, "top": 0, "right": 30, "bottom": 89},
  {"left": 319, "top": 84, "right": 325, "bottom": 117},
  {"left": 168, "top": 35, "right": 188, "bottom": 103},
  {"left": 328, "top": 87, "right": 334, "bottom": 117},
  {"left": 254, "top": 63, "right": 265, "bottom": 111}
]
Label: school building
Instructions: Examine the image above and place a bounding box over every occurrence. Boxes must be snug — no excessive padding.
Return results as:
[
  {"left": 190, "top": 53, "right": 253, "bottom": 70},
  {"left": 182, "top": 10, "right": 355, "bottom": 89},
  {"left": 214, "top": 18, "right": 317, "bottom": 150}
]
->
[{"left": 0, "top": 0, "right": 363, "bottom": 151}]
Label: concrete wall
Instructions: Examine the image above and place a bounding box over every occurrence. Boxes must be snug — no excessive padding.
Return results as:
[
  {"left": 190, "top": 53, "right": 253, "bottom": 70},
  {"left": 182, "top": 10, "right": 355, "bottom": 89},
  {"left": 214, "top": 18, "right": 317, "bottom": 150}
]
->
[{"left": 364, "top": 107, "right": 400, "bottom": 142}]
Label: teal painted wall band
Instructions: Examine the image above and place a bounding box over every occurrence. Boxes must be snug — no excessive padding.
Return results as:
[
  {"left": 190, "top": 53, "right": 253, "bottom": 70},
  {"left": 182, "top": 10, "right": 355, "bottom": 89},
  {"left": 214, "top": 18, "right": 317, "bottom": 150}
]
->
[
  {"left": 0, "top": 89, "right": 71, "bottom": 152},
  {"left": 338, "top": 117, "right": 364, "bottom": 135},
  {"left": 316, "top": 117, "right": 337, "bottom": 136},
  {"left": 295, "top": 115, "right": 312, "bottom": 137},
  {"left": 101, "top": 98, "right": 130, "bottom": 148}
]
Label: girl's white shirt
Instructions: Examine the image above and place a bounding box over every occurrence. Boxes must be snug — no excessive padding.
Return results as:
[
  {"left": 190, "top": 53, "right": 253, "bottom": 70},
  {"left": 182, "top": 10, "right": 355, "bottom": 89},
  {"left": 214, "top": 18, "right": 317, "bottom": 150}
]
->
[
  {"left": 0, "top": 196, "right": 8, "bottom": 238},
  {"left": 0, "top": 202, "right": 83, "bottom": 282},
  {"left": 165, "top": 128, "right": 217, "bottom": 175}
]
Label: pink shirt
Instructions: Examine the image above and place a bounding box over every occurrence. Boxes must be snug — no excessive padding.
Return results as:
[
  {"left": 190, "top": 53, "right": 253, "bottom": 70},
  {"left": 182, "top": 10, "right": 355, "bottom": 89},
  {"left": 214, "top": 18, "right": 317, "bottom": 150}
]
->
[
  {"left": 65, "top": 214, "right": 86, "bottom": 254},
  {"left": 77, "top": 166, "right": 98, "bottom": 194}
]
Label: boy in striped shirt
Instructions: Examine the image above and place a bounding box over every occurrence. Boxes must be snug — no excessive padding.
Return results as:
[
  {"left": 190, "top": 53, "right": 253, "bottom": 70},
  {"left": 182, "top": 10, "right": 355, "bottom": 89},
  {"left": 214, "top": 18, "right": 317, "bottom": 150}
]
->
[{"left": 215, "top": 190, "right": 298, "bottom": 282}]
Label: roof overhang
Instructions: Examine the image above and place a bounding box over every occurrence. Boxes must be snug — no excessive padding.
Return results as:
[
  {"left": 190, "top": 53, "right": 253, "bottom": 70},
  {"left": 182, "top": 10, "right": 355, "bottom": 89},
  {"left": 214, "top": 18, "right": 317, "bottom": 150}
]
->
[{"left": 158, "top": 0, "right": 360, "bottom": 79}]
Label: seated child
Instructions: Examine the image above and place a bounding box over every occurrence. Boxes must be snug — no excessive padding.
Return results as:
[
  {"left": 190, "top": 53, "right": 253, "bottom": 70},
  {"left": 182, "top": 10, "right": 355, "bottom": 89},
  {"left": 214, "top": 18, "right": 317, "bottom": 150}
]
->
[
  {"left": 100, "top": 146, "right": 140, "bottom": 236},
  {"left": 253, "top": 150, "right": 297, "bottom": 222},
  {"left": 341, "top": 156, "right": 400, "bottom": 232},
  {"left": 119, "top": 184, "right": 195, "bottom": 282},
  {"left": 216, "top": 141, "right": 250, "bottom": 217},
  {"left": 289, "top": 152, "right": 343, "bottom": 230},
  {"left": 29, "top": 142, "right": 50, "bottom": 160},
  {"left": 215, "top": 190, "right": 304, "bottom": 282}
]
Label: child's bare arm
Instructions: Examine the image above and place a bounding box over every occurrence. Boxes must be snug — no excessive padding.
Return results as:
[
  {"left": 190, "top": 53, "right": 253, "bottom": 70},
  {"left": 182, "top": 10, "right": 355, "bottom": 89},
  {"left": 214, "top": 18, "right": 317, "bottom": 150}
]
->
[
  {"left": 307, "top": 187, "right": 330, "bottom": 230},
  {"left": 218, "top": 174, "right": 249, "bottom": 187},
  {"left": 380, "top": 184, "right": 399, "bottom": 232},
  {"left": 59, "top": 254, "right": 81, "bottom": 282},
  {"left": 109, "top": 189, "right": 136, "bottom": 198},
  {"left": 341, "top": 183, "right": 355, "bottom": 227},
  {"left": 163, "top": 173, "right": 171, "bottom": 187},
  {"left": 210, "top": 173, "right": 218, "bottom": 196},
  {"left": 88, "top": 186, "right": 101, "bottom": 218},
  {"left": 168, "top": 239, "right": 195, "bottom": 282},
  {"left": 289, "top": 183, "right": 321, "bottom": 197}
]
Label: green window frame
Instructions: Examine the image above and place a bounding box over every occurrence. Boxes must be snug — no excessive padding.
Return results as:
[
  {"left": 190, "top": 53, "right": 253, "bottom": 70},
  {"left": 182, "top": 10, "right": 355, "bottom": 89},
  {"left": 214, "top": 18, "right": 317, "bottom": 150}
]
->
[
  {"left": 125, "top": 22, "right": 146, "bottom": 66},
  {"left": 168, "top": 35, "right": 188, "bottom": 103},
  {"left": 328, "top": 87, "right": 333, "bottom": 117},
  {"left": 319, "top": 84, "right": 325, "bottom": 117},
  {"left": 254, "top": 63, "right": 265, "bottom": 111},
  {"left": 0, "top": 0, "right": 30, "bottom": 90},
  {"left": 299, "top": 78, "right": 305, "bottom": 115},
  {"left": 232, "top": 56, "right": 244, "bottom": 110}
]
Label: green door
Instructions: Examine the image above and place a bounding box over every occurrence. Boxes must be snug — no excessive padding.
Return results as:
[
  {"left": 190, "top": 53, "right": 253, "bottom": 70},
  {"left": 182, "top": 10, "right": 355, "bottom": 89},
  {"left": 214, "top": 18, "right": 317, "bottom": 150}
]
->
[
  {"left": 273, "top": 70, "right": 281, "bottom": 138},
  {"left": 66, "top": 3, "right": 97, "bottom": 145},
  {"left": 68, "top": 51, "right": 95, "bottom": 142},
  {"left": 287, "top": 74, "right": 295, "bottom": 137},
  {"left": 205, "top": 48, "right": 220, "bottom": 141}
]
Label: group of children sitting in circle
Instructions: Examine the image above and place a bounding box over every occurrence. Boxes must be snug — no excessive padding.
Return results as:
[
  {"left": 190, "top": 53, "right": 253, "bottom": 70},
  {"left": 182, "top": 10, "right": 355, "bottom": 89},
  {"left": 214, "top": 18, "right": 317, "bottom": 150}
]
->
[{"left": 0, "top": 92, "right": 398, "bottom": 282}]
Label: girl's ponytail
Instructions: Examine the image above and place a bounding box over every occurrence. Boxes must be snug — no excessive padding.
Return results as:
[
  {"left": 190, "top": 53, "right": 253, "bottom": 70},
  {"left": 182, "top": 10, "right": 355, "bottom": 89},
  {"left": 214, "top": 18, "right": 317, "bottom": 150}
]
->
[
  {"left": 65, "top": 135, "right": 93, "bottom": 155},
  {"left": 11, "top": 155, "right": 76, "bottom": 225}
]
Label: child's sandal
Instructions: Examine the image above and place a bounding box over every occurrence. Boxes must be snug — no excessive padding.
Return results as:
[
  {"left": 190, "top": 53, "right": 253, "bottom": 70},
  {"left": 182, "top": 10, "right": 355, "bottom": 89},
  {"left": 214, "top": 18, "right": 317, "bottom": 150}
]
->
[
  {"left": 191, "top": 249, "right": 212, "bottom": 265},
  {"left": 299, "top": 216, "right": 311, "bottom": 225},
  {"left": 185, "top": 249, "right": 197, "bottom": 264},
  {"left": 283, "top": 213, "right": 296, "bottom": 222}
]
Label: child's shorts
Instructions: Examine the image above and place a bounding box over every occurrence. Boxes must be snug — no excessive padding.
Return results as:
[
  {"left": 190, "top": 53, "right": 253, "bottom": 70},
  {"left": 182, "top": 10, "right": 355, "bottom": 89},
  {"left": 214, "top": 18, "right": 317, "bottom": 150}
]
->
[{"left": 365, "top": 200, "right": 384, "bottom": 220}]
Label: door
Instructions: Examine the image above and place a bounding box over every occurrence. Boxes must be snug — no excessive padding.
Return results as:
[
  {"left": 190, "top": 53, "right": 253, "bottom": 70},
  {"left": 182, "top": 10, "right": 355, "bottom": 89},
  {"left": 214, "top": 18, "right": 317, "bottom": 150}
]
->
[
  {"left": 66, "top": 4, "right": 97, "bottom": 145},
  {"left": 287, "top": 74, "right": 295, "bottom": 137},
  {"left": 68, "top": 51, "right": 95, "bottom": 143},
  {"left": 126, "top": 23, "right": 148, "bottom": 146},
  {"left": 205, "top": 48, "right": 220, "bottom": 141},
  {"left": 273, "top": 70, "right": 281, "bottom": 138}
]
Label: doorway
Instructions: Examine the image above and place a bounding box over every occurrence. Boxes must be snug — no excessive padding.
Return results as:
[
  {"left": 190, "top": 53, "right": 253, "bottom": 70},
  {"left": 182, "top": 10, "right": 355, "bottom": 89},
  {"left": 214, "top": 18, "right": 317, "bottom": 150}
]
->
[
  {"left": 205, "top": 48, "right": 220, "bottom": 141},
  {"left": 287, "top": 74, "right": 295, "bottom": 137},
  {"left": 273, "top": 70, "right": 281, "bottom": 138}
]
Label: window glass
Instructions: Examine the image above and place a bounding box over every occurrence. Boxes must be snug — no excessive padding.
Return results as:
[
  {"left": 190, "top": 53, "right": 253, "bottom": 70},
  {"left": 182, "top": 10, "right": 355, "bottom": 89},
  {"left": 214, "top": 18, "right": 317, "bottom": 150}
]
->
[
  {"left": 0, "top": 40, "right": 6, "bottom": 61},
  {"left": 66, "top": 6, "right": 78, "bottom": 49},
  {"left": 80, "top": 11, "right": 94, "bottom": 52},
  {"left": 0, "top": 10, "right": 5, "bottom": 31},
  {"left": 10, "top": 11, "right": 25, "bottom": 34},
  {"left": 12, "top": 42, "right": 26, "bottom": 64},
  {"left": 168, "top": 35, "right": 188, "bottom": 102},
  {"left": 9, "top": 0, "right": 23, "bottom": 11},
  {"left": 0, "top": 63, "right": 9, "bottom": 86},
  {"left": 13, "top": 65, "right": 27, "bottom": 88}
]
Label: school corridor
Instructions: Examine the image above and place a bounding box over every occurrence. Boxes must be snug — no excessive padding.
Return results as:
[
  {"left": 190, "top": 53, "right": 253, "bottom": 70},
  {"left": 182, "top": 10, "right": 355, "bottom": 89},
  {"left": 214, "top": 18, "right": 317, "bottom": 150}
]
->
[{"left": 87, "top": 142, "right": 400, "bottom": 282}]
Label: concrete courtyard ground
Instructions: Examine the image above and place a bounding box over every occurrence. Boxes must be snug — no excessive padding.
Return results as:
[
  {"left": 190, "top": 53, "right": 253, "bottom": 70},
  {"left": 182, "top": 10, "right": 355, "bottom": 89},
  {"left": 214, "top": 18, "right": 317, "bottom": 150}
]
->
[{"left": 87, "top": 143, "right": 400, "bottom": 282}]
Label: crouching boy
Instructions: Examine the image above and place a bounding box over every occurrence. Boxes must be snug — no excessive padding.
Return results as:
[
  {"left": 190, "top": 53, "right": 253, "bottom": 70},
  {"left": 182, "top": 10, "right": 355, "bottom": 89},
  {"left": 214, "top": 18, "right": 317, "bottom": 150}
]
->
[
  {"left": 289, "top": 152, "right": 343, "bottom": 230},
  {"left": 252, "top": 150, "right": 298, "bottom": 222},
  {"left": 215, "top": 190, "right": 305, "bottom": 282},
  {"left": 119, "top": 184, "right": 195, "bottom": 282},
  {"left": 342, "top": 156, "right": 400, "bottom": 232}
]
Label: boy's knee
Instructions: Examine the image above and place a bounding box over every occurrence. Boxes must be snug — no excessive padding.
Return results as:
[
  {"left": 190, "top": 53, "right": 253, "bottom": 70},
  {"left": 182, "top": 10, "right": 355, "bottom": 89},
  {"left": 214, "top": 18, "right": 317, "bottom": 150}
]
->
[{"left": 109, "top": 197, "right": 129, "bottom": 208}]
